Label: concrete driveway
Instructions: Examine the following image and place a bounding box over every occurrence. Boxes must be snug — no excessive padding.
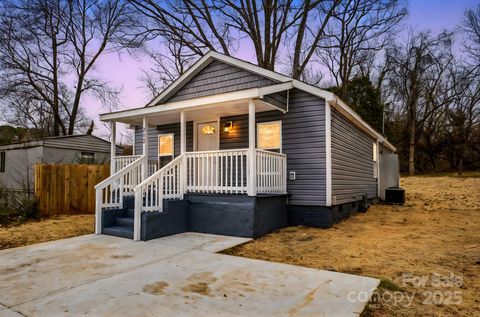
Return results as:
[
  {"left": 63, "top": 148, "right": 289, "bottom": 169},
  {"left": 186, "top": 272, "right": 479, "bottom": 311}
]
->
[{"left": 0, "top": 233, "right": 379, "bottom": 316}]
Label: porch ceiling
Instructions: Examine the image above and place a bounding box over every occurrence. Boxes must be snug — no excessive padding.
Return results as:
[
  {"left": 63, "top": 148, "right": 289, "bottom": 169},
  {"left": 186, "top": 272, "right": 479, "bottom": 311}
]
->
[
  {"left": 106, "top": 99, "right": 275, "bottom": 126},
  {"left": 99, "top": 82, "right": 292, "bottom": 126}
]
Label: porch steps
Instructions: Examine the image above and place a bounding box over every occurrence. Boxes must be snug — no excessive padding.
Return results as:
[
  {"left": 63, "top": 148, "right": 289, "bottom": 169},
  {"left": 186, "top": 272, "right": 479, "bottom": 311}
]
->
[
  {"left": 102, "top": 198, "right": 135, "bottom": 239},
  {"left": 102, "top": 225, "right": 133, "bottom": 239}
]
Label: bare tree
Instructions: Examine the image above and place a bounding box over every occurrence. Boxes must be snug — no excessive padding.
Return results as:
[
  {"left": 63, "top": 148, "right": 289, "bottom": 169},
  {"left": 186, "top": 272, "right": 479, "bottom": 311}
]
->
[
  {"left": 463, "top": 3, "right": 480, "bottom": 64},
  {"left": 0, "top": 0, "right": 137, "bottom": 136},
  {"left": 448, "top": 69, "right": 480, "bottom": 175},
  {"left": 386, "top": 31, "right": 456, "bottom": 175},
  {"left": 141, "top": 40, "right": 197, "bottom": 98},
  {"left": 130, "top": 0, "right": 339, "bottom": 80},
  {"left": 316, "top": 0, "right": 407, "bottom": 96}
]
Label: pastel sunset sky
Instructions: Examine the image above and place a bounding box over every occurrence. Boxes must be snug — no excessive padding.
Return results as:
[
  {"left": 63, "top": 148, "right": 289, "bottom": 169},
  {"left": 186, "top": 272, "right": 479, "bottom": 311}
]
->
[{"left": 44, "top": 0, "right": 480, "bottom": 142}]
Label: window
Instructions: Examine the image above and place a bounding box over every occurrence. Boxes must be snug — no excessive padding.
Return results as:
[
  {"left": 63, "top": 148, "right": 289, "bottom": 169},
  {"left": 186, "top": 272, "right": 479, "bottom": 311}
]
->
[
  {"left": 158, "top": 133, "right": 174, "bottom": 157},
  {"left": 257, "top": 121, "right": 282, "bottom": 151},
  {"left": 80, "top": 152, "right": 95, "bottom": 164},
  {"left": 0, "top": 151, "right": 5, "bottom": 173}
]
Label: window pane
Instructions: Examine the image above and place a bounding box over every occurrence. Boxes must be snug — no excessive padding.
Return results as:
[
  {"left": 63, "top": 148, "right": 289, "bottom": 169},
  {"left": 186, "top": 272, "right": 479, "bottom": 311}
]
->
[
  {"left": 80, "top": 152, "right": 94, "bottom": 164},
  {"left": 159, "top": 134, "right": 173, "bottom": 156},
  {"left": 0, "top": 151, "right": 5, "bottom": 173},
  {"left": 258, "top": 122, "right": 281, "bottom": 149}
]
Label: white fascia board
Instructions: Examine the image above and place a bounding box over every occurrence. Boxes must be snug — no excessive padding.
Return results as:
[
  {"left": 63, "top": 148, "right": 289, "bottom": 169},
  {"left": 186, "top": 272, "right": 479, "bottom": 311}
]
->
[
  {"left": 258, "top": 81, "right": 293, "bottom": 97},
  {"left": 209, "top": 51, "right": 292, "bottom": 82},
  {"left": 121, "top": 50, "right": 396, "bottom": 152},
  {"left": 293, "top": 80, "right": 396, "bottom": 153},
  {"left": 206, "top": 55, "right": 397, "bottom": 152},
  {"left": 100, "top": 82, "right": 293, "bottom": 122},
  {"left": 145, "top": 53, "right": 214, "bottom": 107},
  {"left": 100, "top": 87, "right": 264, "bottom": 122}
]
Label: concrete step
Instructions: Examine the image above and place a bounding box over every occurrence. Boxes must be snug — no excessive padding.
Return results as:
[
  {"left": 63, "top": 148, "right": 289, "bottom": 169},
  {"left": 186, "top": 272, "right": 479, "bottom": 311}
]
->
[
  {"left": 102, "top": 226, "right": 133, "bottom": 239},
  {"left": 115, "top": 217, "right": 134, "bottom": 227}
]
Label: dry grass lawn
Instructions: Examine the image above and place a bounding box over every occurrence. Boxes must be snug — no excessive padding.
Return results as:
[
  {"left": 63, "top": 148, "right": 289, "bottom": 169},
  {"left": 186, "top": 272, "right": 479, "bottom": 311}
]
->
[
  {"left": 224, "top": 174, "right": 480, "bottom": 316},
  {"left": 0, "top": 214, "right": 94, "bottom": 250},
  {"left": 1, "top": 174, "right": 479, "bottom": 315}
]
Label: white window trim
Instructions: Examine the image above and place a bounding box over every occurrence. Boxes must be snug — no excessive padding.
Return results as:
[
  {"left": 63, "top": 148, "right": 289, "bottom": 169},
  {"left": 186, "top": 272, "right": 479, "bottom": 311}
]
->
[
  {"left": 158, "top": 133, "right": 175, "bottom": 157},
  {"left": 257, "top": 120, "right": 282, "bottom": 152}
]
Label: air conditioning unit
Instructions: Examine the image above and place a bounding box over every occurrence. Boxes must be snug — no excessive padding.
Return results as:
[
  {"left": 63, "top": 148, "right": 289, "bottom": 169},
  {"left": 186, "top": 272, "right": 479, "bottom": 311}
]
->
[{"left": 385, "top": 187, "right": 405, "bottom": 205}]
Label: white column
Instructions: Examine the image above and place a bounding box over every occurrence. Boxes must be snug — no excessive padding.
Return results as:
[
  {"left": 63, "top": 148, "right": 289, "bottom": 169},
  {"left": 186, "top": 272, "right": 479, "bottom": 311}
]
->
[
  {"left": 180, "top": 110, "right": 186, "bottom": 196},
  {"left": 376, "top": 140, "right": 381, "bottom": 198},
  {"left": 180, "top": 110, "right": 186, "bottom": 154},
  {"left": 247, "top": 99, "right": 256, "bottom": 196},
  {"left": 110, "top": 121, "right": 116, "bottom": 175},
  {"left": 325, "top": 101, "right": 332, "bottom": 206},
  {"left": 142, "top": 116, "right": 149, "bottom": 180}
]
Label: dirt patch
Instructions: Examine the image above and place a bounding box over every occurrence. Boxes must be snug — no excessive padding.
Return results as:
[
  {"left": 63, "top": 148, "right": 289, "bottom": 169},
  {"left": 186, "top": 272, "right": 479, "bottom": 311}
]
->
[
  {"left": 0, "top": 214, "right": 94, "bottom": 250},
  {"left": 224, "top": 174, "right": 480, "bottom": 316},
  {"left": 143, "top": 281, "right": 169, "bottom": 295},
  {"left": 181, "top": 272, "right": 217, "bottom": 296},
  {"left": 111, "top": 254, "right": 133, "bottom": 259}
]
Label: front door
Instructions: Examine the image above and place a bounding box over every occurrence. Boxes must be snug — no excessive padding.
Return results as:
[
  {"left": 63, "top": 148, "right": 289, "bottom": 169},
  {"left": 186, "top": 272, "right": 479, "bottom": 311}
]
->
[
  {"left": 195, "top": 121, "right": 219, "bottom": 189},
  {"left": 196, "top": 121, "right": 219, "bottom": 151}
]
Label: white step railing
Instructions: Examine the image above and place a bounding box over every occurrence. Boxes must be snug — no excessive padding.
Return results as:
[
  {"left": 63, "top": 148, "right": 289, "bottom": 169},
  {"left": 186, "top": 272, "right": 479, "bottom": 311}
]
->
[
  {"left": 95, "top": 155, "right": 145, "bottom": 234},
  {"left": 256, "top": 149, "right": 287, "bottom": 194},
  {"left": 133, "top": 155, "right": 184, "bottom": 240},
  {"left": 185, "top": 149, "right": 248, "bottom": 194},
  {"left": 113, "top": 155, "right": 142, "bottom": 173}
]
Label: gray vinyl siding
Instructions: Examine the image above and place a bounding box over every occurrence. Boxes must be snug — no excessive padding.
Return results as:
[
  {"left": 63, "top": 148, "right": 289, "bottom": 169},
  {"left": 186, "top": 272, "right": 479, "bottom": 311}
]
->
[
  {"left": 220, "top": 89, "right": 326, "bottom": 206},
  {"left": 331, "top": 108, "right": 377, "bottom": 204},
  {"left": 134, "top": 126, "right": 158, "bottom": 162},
  {"left": 263, "top": 91, "right": 288, "bottom": 111},
  {"left": 134, "top": 123, "right": 194, "bottom": 162},
  {"left": 164, "top": 60, "right": 276, "bottom": 102}
]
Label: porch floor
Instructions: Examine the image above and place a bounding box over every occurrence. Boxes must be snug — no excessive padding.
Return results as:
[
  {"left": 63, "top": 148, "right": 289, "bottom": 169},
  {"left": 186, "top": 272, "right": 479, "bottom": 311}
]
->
[{"left": 0, "top": 233, "right": 378, "bottom": 316}]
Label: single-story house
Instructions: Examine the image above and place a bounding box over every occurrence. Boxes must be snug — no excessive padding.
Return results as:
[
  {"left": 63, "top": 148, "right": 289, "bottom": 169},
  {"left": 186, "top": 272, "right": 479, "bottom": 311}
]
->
[
  {"left": 0, "top": 134, "right": 123, "bottom": 195},
  {"left": 96, "top": 51, "right": 399, "bottom": 241}
]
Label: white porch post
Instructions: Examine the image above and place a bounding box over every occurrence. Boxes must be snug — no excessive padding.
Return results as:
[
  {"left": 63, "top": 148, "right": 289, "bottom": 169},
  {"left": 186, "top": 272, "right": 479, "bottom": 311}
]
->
[
  {"left": 180, "top": 110, "right": 186, "bottom": 154},
  {"left": 110, "top": 121, "right": 116, "bottom": 175},
  {"left": 180, "top": 110, "right": 186, "bottom": 197},
  {"left": 247, "top": 99, "right": 256, "bottom": 196},
  {"left": 142, "top": 116, "right": 149, "bottom": 180}
]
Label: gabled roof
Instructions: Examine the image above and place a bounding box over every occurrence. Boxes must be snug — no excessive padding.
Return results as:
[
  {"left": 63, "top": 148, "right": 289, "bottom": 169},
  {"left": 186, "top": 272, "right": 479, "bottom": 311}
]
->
[{"left": 144, "top": 51, "right": 395, "bottom": 151}]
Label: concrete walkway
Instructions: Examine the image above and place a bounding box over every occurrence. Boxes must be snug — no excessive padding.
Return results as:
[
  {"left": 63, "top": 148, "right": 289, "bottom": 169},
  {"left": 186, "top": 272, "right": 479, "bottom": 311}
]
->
[{"left": 0, "top": 233, "right": 379, "bottom": 316}]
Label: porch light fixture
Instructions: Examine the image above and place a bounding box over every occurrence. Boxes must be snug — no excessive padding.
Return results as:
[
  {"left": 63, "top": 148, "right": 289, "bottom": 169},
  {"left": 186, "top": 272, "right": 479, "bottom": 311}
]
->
[
  {"left": 201, "top": 125, "right": 216, "bottom": 135},
  {"left": 224, "top": 121, "right": 233, "bottom": 133}
]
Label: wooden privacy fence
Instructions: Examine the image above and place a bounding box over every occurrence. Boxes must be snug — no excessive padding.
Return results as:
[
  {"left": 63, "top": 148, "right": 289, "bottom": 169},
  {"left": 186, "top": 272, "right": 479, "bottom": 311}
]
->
[{"left": 34, "top": 164, "right": 110, "bottom": 217}]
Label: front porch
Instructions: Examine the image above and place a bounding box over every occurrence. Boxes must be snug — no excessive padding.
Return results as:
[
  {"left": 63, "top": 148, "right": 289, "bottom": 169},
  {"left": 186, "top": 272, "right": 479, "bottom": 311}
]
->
[{"left": 96, "top": 95, "right": 289, "bottom": 241}]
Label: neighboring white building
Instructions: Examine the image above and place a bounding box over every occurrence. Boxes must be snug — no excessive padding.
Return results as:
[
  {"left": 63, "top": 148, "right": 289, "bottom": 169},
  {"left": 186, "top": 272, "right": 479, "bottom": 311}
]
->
[{"left": 0, "top": 135, "right": 123, "bottom": 194}]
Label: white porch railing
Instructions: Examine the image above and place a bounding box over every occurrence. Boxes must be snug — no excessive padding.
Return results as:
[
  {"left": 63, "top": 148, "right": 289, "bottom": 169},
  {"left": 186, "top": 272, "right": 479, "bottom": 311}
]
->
[
  {"left": 186, "top": 149, "right": 249, "bottom": 194},
  {"left": 101, "top": 149, "right": 287, "bottom": 240},
  {"left": 256, "top": 149, "right": 287, "bottom": 194},
  {"left": 95, "top": 155, "right": 145, "bottom": 234},
  {"left": 113, "top": 155, "right": 142, "bottom": 173},
  {"left": 133, "top": 149, "right": 286, "bottom": 214}
]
